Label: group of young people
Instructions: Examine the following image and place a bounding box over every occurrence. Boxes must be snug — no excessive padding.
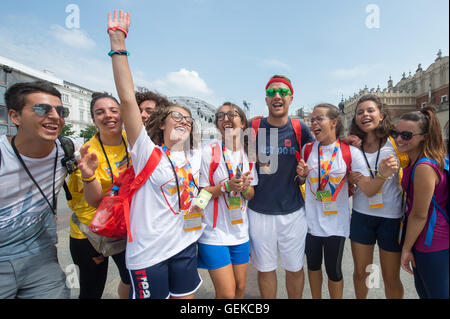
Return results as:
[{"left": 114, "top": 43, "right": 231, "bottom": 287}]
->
[{"left": 0, "top": 9, "right": 448, "bottom": 300}]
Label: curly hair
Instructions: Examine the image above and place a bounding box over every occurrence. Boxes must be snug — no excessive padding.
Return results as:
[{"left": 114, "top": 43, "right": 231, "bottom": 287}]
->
[
  {"left": 349, "top": 94, "right": 394, "bottom": 141},
  {"left": 135, "top": 90, "right": 171, "bottom": 109},
  {"left": 146, "top": 104, "right": 195, "bottom": 150}
]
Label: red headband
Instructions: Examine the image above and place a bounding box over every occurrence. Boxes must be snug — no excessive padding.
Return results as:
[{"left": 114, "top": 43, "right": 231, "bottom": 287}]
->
[{"left": 265, "top": 78, "right": 294, "bottom": 95}]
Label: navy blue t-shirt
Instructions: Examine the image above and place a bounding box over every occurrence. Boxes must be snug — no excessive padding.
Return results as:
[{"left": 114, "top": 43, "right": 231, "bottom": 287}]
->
[{"left": 248, "top": 117, "right": 314, "bottom": 215}]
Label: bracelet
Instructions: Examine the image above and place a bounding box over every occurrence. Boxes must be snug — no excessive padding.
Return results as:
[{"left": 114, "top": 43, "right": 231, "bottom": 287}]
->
[
  {"left": 107, "top": 26, "right": 128, "bottom": 38},
  {"left": 242, "top": 187, "right": 251, "bottom": 195},
  {"left": 82, "top": 174, "right": 96, "bottom": 183},
  {"left": 108, "top": 50, "right": 130, "bottom": 57},
  {"left": 376, "top": 171, "right": 390, "bottom": 181},
  {"left": 224, "top": 181, "right": 231, "bottom": 193}
]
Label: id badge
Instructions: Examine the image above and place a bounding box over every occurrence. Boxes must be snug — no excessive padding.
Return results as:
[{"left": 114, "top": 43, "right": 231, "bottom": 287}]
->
[
  {"left": 184, "top": 212, "right": 202, "bottom": 232},
  {"left": 229, "top": 196, "right": 243, "bottom": 225},
  {"left": 369, "top": 190, "right": 384, "bottom": 209},
  {"left": 316, "top": 190, "right": 331, "bottom": 201},
  {"left": 322, "top": 197, "right": 338, "bottom": 215}
]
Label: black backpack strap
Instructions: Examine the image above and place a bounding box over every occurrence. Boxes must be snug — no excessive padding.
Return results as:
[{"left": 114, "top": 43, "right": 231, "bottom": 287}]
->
[{"left": 58, "top": 136, "right": 76, "bottom": 201}]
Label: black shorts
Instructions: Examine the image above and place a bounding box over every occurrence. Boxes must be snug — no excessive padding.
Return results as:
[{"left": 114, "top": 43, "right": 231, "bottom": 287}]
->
[{"left": 305, "top": 233, "right": 345, "bottom": 282}]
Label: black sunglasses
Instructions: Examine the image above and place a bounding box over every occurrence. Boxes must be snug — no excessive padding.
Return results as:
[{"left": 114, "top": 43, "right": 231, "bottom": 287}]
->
[
  {"left": 32, "top": 104, "right": 70, "bottom": 119},
  {"left": 391, "top": 129, "right": 424, "bottom": 141}
]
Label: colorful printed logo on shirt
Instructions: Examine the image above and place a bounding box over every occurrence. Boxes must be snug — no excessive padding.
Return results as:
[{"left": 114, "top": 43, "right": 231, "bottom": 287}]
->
[{"left": 162, "top": 167, "right": 199, "bottom": 214}]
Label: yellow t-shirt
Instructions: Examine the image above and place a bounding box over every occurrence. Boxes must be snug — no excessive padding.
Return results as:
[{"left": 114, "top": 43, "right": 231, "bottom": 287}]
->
[{"left": 68, "top": 132, "right": 131, "bottom": 239}]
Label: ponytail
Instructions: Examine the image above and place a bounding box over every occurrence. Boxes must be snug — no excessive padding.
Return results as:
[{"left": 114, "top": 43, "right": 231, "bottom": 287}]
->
[{"left": 400, "top": 106, "right": 446, "bottom": 169}]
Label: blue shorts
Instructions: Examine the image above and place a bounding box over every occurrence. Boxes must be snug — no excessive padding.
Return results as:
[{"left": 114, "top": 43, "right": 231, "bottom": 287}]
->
[
  {"left": 197, "top": 241, "right": 250, "bottom": 269},
  {"left": 413, "top": 248, "right": 449, "bottom": 299},
  {"left": 350, "top": 210, "right": 402, "bottom": 252},
  {"left": 128, "top": 242, "right": 202, "bottom": 299}
]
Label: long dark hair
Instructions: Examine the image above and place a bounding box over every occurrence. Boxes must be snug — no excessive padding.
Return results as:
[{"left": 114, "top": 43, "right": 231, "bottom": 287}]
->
[{"left": 349, "top": 94, "right": 394, "bottom": 141}]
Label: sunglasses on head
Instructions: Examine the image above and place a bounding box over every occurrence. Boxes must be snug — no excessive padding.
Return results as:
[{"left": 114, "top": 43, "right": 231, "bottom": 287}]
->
[
  {"left": 391, "top": 129, "right": 424, "bottom": 140},
  {"left": 266, "top": 88, "right": 292, "bottom": 98},
  {"left": 167, "top": 111, "right": 194, "bottom": 126},
  {"left": 215, "top": 110, "right": 240, "bottom": 121},
  {"left": 32, "top": 104, "right": 70, "bottom": 119}
]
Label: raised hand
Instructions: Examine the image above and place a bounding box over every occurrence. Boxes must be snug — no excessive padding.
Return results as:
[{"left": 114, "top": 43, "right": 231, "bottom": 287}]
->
[
  {"left": 107, "top": 10, "right": 130, "bottom": 39},
  {"left": 77, "top": 144, "right": 98, "bottom": 179},
  {"left": 378, "top": 154, "right": 399, "bottom": 178}
]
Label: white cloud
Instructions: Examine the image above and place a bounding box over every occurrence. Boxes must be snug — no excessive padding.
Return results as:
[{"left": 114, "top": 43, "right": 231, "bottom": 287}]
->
[{"left": 49, "top": 25, "right": 96, "bottom": 50}]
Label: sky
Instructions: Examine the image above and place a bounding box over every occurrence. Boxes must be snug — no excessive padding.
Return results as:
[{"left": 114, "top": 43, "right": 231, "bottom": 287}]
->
[{"left": 0, "top": 0, "right": 448, "bottom": 117}]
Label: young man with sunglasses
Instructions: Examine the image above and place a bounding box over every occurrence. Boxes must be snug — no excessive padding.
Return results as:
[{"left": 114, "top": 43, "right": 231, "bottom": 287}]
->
[
  {"left": 248, "top": 75, "right": 314, "bottom": 299},
  {"left": 0, "top": 81, "right": 72, "bottom": 299}
]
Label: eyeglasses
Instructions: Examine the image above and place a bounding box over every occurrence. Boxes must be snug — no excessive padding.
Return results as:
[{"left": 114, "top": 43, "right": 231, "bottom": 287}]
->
[
  {"left": 309, "top": 116, "right": 326, "bottom": 124},
  {"left": 32, "top": 104, "right": 70, "bottom": 118},
  {"left": 266, "top": 88, "right": 292, "bottom": 98},
  {"left": 215, "top": 110, "right": 240, "bottom": 121},
  {"left": 168, "top": 111, "right": 194, "bottom": 126},
  {"left": 391, "top": 130, "right": 424, "bottom": 141}
]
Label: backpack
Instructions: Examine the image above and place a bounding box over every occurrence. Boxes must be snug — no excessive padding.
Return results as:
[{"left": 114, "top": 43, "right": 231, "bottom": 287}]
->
[
  {"left": 410, "top": 156, "right": 449, "bottom": 247},
  {"left": 88, "top": 147, "right": 162, "bottom": 242},
  {"left": 250, "top": 117, "right": 306, "bottom": 198},
  {"left": 303, "top": 140, "right": 354, "bottom": 197}
]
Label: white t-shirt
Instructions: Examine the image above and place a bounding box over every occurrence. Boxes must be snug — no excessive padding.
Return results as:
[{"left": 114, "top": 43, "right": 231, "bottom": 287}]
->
[
  {"left": 198, "top": 141, "right": 258, "bottom": 246},
  {"left": 126, "top": 128, "right": 202, "bottom": 270},
  {"left": 352, "top": 138, "right": 403, "bottom": 219},
  {"left": 303, "top": 141, "right": 369, "bottom": 237},
  {"left": 0, "top": 135, "right": 69, "bottom": 261}
]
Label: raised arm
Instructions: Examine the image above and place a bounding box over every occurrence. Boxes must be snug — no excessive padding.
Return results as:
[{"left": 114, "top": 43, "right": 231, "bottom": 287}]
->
[{"left": 107, "top": 10, "right": 142, "bottom": 148}]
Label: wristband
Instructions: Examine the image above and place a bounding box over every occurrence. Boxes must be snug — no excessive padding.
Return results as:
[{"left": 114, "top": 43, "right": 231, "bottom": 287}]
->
[
  {"left": 192, "top": 189, "right": 213, "bottom": 210},
  {"left": 82, "top": 174, "right": 96, "bottom": 183},
  {"left": 376, "top": 171, "right": 390, "bottom": 181},
  {"left": 108, "top": 50, "right": 130, "bottom": 57},
  {"left": 107, "top": 26, "right": 128, "bottom": 38},
  {"left": 224, "top": 181, "right": 231, "bottom": 193},
  {"left": 242, "top": 187, "right": 251, "bottom": 195}
]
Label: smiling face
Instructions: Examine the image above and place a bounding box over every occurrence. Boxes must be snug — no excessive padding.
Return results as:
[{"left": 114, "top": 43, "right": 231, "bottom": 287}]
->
[
  {"left": 355, "top": 100, "right": 384, "bottom": 134},
  {"left": 265, "top": 82, "right": 293, "bottom": 119},
  {"left": 310, "top": 106, "right": 337, "bottom": 145},
  {"left": 160, "top": 106, "right": 193, "bottom": 147},
  {"left": 91, "top": 97, "right": 123, "bottom": 137},
  {"left": 216, "top": 104, "right": 245, "bottom": 139},
  {"left": 394, "top": 119, "right": 425, "bottom": 154},
  {"left": 140, "top": 99, "right": 157, "bottom": 123},
  {"left": 9, "top": 92, "right": 65, "bottom": 143}
]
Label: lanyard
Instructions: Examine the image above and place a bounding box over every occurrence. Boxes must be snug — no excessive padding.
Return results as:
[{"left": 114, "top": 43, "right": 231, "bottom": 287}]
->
[
  {"left": 162, "top": 144, "right": 197, "bottom": 212},
  {"left": 11, "top": 137, "right": 58, "bottom": 214},
  {"left": 98, "top": 134, "right": 130, "bottom": 184},
  {"left": 361, "top": 139, "right": 382, "bottom": 179},
  {"left": 221, "top": 142, "right": 243, "bottom": 180},
  {"left": 318, "top": 139, "right": 340, "bottom": 191}
]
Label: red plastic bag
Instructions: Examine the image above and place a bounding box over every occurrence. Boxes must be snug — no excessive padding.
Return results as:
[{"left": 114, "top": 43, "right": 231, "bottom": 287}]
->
[{"left": 89, "top": 195, "right": 128, "bottom": 239}]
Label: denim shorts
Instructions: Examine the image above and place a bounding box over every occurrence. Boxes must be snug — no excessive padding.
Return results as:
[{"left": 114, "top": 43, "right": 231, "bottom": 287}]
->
[
  {"left": 350, "top": 210, "right": 402, "bottom": 252},
  {"left": 128, "top": 242, "right": 202, "bottom": 299},
  {"left": 197, "top": 241, "right": 250, "bottom": 269}
]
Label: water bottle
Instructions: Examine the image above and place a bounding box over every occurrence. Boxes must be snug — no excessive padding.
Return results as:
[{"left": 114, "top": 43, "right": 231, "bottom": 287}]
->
[{"left": 108, "top": 185, "right": 120, "bottom": 197}]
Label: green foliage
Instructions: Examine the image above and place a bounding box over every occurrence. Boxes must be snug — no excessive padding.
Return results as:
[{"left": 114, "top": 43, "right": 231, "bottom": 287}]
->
[{"left": 79, "top": 124, "right": 97, "bottom": 142}]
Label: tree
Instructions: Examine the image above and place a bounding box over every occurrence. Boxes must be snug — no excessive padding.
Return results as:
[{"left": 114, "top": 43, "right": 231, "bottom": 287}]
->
[
  {"left": 79, "top": 124, "right": 97, "bottom": 142},
  {"left": 61, "top": 123, "right": 76, "bottom": 137}
]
